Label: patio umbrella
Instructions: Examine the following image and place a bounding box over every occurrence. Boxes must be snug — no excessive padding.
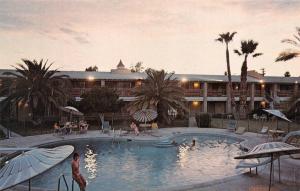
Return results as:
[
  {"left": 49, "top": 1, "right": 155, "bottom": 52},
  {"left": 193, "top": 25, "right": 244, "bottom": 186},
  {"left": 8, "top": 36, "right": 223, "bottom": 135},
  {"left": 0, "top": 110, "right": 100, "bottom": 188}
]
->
[
  {"left": 133, "top": 109, "right": 158, "bottom": 123},
  {"left": 263, "top": 109, "right": 292, "bottom": 131},
  {"left": 60, "top": 106, "right": 83, "bottom": 121},
  {"left": 235, "top": 142, "right": 300, "bottom": 191},
  {"left": 0, "top": 145, "right": 74, "bottom": 191},
  {"left": 263, "top": 109, "right": 291, "bottom": 122}
]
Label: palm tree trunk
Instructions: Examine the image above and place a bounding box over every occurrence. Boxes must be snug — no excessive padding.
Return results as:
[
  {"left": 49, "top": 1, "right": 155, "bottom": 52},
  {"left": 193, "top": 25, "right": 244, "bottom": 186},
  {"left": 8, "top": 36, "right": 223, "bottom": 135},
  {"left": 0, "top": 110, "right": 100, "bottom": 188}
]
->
[
  {"left": 240, "top": 55, "right": 248, "bottom": 119},
  {"left": 226, "top": 43, "right": 236, "bottom": 117}
]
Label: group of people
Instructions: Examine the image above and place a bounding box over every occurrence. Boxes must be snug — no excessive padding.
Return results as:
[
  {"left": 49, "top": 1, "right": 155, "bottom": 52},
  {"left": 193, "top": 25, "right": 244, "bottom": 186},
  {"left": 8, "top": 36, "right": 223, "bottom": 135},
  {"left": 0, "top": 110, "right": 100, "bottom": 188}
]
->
[{"left": 53, "top": 120, "right": 89, "bottom": 135}]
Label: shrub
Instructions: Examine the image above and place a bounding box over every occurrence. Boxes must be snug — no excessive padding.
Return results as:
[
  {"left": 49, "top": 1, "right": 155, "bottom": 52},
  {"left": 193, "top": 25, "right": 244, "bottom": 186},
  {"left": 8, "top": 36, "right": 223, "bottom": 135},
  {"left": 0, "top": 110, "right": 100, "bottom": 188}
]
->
[{"left": 196, "top": 113, "right": 211, "bottom": 127}]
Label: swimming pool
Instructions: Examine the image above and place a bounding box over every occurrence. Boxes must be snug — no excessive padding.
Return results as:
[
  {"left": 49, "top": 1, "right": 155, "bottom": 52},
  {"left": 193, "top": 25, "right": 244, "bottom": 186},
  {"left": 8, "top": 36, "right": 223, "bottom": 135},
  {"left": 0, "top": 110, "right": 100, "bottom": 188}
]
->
[{"left": 31, "top": 134, "right": 245, "bottom": 191}]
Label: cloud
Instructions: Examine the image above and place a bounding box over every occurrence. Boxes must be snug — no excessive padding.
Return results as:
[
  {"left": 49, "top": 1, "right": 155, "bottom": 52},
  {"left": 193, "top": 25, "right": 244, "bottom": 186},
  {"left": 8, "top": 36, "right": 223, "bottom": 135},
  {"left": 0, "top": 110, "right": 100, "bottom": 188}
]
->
[
  {"left": 74, "top": 36, "right": 89, "bottom": 44},
  {"left": 60, "top": 27, "right": 89, "bottom": 44}
]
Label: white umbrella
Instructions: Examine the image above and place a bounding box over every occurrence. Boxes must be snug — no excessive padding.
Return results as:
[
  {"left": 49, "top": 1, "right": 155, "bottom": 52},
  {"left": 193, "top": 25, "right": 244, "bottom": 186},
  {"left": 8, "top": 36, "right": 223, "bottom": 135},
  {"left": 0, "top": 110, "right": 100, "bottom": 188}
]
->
[
  {"left": 0, "top": 145, "right": 74, "bottom": 191},
  {"left": 133, "top": 109, "right": 157, "bottom": 123},
  {"left": 263, "top": 109, "right": 291, "bottom": 122},
  {"left": 235, "top": 142, "right": 300, "bottom": 191},
  {"left": 61, "top": 106, "right": 83, "bottom": 116}
]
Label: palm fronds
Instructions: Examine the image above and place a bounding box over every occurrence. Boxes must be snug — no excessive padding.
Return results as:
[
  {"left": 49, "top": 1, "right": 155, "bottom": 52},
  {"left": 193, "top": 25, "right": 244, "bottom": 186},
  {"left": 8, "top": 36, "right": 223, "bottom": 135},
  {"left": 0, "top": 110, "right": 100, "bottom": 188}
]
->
[
  {"left": 130, "top": 69, "right": 186, "bottom": 124},
  {"left": 276, "top": 27, "right": 300, "bottom": 62}
]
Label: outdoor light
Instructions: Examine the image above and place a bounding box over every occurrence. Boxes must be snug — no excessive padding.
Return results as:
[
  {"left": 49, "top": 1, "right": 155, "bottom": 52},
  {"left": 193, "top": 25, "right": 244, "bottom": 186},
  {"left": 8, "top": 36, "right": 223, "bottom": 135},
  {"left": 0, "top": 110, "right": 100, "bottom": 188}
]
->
[
  {"left": 181, "top": 78, "right": 188, "bottom": 83},
  {"left": 192, "top": 101, "right": 199, "bottom": 106},
  {"left": 259, "top": 79, "right": 264, "bottom": 84},
  {"left": 87, "top": 76, "right": 95, "bottom": 81},
  {"left": 193, "top": 82, "right": 200, "bottom": 88},
  {"left": 261, "top": 84, "right": 265, "bottom": 88},
  {"left": 261, "top": 101, "right": 266, "bottom": 108},
  {"left": 136, "top": 80, "right": 142, "bottom": 86},
  {"left": 295, "top": 81, "right": 298, "bottom": 84},
  {"left": 235, "top": 85, "right": 239, "bottom": 90}
]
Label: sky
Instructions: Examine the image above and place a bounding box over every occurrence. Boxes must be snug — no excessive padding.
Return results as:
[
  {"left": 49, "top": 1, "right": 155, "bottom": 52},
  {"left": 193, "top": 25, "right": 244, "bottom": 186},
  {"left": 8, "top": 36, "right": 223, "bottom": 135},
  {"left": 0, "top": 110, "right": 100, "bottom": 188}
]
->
[{"left": 0, "top": 0, "right": 300, "bottom": 76}]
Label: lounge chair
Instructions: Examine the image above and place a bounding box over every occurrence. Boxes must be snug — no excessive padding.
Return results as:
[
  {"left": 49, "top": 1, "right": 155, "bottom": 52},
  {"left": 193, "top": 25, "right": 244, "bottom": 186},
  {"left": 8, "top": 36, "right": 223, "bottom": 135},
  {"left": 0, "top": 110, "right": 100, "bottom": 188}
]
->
[
  {"left": 102, "top": 121, "right": 111, "bottom": 134},
  {"left": 235, "top": 127, "right": 246, "bottom": 135},
  {"left": 283, "top": 130, "right": 300, "bottom": 159},
  {"left": 236, "top": 157, "right": 275, "bottom": 174},
  {"left": 257, "top": 126, "right": 269, "bottom": 138},
  {"left": 227, "top": 120, "right": 237, "bottom": 132}
]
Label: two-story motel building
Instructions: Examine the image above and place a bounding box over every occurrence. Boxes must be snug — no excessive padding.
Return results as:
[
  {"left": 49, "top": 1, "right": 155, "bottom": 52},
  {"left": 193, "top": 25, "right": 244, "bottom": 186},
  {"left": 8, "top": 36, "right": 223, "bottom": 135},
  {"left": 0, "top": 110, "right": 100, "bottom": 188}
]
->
[{"left": 0, "top": 61, "right": 299, "bottom": 115}]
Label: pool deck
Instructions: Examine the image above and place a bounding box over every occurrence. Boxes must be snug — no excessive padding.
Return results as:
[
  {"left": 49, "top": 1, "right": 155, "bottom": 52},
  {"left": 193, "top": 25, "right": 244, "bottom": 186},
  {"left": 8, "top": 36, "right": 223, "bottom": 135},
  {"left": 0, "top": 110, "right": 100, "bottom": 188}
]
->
[{"left": 1, "top": 127, "right": 300, "bottom": 191}]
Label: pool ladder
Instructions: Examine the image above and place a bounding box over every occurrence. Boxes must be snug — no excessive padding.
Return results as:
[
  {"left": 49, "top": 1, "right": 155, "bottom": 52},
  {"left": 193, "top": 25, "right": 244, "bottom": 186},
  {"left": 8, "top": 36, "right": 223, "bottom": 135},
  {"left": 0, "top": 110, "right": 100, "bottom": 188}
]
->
[{"left": 57, "top": 173, "right": 76, "bottom": 191}]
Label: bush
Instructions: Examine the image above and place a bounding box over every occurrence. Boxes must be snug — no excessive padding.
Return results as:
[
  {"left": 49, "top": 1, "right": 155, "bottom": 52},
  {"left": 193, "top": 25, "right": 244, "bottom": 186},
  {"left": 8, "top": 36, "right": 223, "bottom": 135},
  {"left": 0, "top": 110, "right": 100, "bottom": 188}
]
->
[{"left": 196, "top": 113, "right": 211, "bottom": 127}]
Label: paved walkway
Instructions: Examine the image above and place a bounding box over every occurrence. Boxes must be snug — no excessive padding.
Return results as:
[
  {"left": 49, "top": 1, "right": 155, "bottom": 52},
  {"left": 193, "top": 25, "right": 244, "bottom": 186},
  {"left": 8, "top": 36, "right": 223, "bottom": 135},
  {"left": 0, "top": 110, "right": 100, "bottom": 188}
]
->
[{"left": 0, "top": 127, "right": 299, "bottom": 191}]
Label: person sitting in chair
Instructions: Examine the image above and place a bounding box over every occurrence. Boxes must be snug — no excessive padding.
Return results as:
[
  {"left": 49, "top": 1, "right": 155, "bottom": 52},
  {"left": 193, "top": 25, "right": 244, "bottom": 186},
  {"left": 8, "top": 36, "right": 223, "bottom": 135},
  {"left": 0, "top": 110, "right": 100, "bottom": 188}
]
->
[
  {"left": 130, "top": 122, "right": 139, "bottom": 136},
  {"left": 53, "top": 122, "right": 60, "bottom": 134}
]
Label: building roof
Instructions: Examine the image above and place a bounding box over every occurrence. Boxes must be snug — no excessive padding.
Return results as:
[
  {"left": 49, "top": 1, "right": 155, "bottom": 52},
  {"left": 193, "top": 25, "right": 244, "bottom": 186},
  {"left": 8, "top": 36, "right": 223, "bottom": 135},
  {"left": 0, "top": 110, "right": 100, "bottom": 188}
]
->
[{"left": 0, "top": 69, "right": 299, "bottom": 83}]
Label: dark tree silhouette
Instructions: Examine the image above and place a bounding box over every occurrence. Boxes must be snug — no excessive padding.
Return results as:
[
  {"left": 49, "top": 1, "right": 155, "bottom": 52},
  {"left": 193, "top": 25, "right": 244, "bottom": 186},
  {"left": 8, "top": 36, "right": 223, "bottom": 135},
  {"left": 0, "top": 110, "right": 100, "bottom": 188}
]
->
[
  {"left": 234, "top": 40, "right": 263, "bottom": 119},
  {"left": 216, "top": 32, "right": 237, "bottom": 116},
  {"left": 85, "top": 65, "right": 98, "bottom": 72},
  {"left": 276, "top": 27, "right": 300, "bottom": 62},
  {"left": 284, "top": 71, "right": 291, "bottom": 77}
]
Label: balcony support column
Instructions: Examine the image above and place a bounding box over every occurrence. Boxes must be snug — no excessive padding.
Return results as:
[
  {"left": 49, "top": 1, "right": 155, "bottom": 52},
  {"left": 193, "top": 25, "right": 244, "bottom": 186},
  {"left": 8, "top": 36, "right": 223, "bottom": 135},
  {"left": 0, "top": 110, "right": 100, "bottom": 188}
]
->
[
  {"left": 294, "top": 83, "right": 298, "bottom": 96},
  {"left": 203, "top": 82, "right": 208, "bottom": 113},
  {"left": 250, "top": 83, "right": 255, "bottom": 111},
  {"left": 226, "top": 83, "right": 232, "bottom": 113},
  {"left": 273, "top": 84, "right": 278, "bottom": 98},
  {"left": 101, "top": 80, "right": 105, "bottom": 87}
]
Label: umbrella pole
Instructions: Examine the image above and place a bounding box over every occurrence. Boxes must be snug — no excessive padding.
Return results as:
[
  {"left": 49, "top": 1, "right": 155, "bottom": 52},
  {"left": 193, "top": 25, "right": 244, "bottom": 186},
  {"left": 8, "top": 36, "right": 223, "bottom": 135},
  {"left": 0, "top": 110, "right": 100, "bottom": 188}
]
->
[
  {"left": 278, "top": 156, "right": 281, "bottom": 183},
  {"left": 28, "top": 179, "right": 31, "bottom": 191},
  {"left": 269, "top": 154, "right": 273, "bottom": 191}
]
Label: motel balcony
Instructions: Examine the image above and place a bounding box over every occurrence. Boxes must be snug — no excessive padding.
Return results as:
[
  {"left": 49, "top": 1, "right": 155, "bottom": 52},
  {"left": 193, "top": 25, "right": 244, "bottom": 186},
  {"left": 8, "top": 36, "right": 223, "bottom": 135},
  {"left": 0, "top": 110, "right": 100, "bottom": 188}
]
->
[{"left": 184, "top": 89, "right": 203, "bottom": 97}]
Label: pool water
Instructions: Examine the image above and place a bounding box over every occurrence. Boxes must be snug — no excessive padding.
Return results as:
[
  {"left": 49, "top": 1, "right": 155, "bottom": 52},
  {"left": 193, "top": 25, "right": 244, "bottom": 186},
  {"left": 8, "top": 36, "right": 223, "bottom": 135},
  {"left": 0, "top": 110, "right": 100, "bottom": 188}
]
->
[{"left": 31, "top": 134, "right": 245, "bottom": 191}]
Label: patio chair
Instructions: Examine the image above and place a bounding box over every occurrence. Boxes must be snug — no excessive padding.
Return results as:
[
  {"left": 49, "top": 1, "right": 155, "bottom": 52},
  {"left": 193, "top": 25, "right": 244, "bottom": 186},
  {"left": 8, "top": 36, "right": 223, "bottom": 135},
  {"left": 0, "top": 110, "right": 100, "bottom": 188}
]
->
[
  {"left": 79, "top": 123, "right": 88, "bottom": 134},
  {"left": 99, "top": 114, "right": 111, "bottom": 134},
  {"left": 227, "top": 120, "right": 237, "bottom": 132},
  {"left": 151, "top": 122, "right": 158, "bottom": 130},
  {"left": 235, "top": 127, "right": 246, "bottom": 135}
]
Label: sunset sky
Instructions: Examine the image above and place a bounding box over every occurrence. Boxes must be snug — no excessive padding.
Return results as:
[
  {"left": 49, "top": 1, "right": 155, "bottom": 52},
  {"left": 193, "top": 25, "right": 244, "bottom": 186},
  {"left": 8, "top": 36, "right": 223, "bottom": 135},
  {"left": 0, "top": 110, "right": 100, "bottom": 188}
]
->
[{"left": 0, "top": 0, "right": 299, "bottom": 76}]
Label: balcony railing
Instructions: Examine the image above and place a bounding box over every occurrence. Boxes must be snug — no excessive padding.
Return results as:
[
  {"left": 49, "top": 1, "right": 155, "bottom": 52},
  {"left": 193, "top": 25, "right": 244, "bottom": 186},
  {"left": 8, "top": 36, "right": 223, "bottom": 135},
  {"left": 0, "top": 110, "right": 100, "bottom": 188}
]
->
[
  {"left": 277, "top": 90, "right": 293, "bottom": 97},
  {"left": 184, "top": 89, "right": 203, "bottom": 97},
  {"left": 207, "top": 90, "right": 226, "bottom": 97}
]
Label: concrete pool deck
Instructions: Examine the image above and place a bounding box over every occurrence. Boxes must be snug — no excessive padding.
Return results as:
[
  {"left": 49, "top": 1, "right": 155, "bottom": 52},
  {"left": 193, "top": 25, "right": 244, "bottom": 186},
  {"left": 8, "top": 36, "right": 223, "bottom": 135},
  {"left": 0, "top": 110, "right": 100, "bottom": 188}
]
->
[{"left": 1, "top": 127, "right": 300, "bottom": 191}]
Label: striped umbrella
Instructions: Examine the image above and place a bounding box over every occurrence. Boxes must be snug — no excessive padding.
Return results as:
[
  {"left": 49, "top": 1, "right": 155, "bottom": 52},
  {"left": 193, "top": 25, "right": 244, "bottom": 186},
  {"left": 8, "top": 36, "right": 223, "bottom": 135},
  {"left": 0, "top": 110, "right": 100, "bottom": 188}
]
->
[
  {"left": 0, "top": 145, "right": 74, "bottom": 191},
  {"left": 133, "top": 109, "right": 158, "bottom": 123},
  {"left": 235, "top": 142, "right": 300, "bottom": 191}
]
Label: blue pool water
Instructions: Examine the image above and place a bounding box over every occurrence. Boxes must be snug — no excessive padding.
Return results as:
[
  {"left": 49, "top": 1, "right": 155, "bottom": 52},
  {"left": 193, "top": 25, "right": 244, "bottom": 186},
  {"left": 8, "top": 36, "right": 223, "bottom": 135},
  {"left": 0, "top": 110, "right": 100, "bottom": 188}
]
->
[{"left": 31, "top": 134, "right": 244, "bottom": 191}]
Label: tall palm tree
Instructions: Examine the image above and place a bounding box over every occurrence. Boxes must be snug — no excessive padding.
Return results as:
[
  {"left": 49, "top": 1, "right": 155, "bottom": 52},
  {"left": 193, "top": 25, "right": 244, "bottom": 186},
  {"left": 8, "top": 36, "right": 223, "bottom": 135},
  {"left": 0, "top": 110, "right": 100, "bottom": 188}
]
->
[
  {"left": 1, "top": 59, "right": 70, "bottom": 120},
  {"left": 276, "top": 27, "right": 300, "bottom": 62},
  {"left": 234, "top": 40, "right": 263, "bottom": 119},
  {"left": 130, "top": 69, "right": 186, "bottom": 124},
  {"left": 215, "top": 32, "right": 237, "bottom": 116}
]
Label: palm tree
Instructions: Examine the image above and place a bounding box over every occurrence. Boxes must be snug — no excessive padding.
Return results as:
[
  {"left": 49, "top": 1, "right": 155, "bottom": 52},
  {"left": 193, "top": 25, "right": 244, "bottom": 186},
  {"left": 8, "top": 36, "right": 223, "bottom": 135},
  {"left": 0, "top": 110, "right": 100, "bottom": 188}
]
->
[
  {"left": 130, "top": 69, "right": 186, "bottom": 124},
  {"left": 215, "top": 32, "right": 237, "bottom": 116},
  {"left": 276, "top": 27, "right": 300, "bottom": 62},
  {"left": 1, "top": 59, "right": 70, "bottom": 120},
  {"left": 234, "top": 40, "right": 263, "bottom": 119}
]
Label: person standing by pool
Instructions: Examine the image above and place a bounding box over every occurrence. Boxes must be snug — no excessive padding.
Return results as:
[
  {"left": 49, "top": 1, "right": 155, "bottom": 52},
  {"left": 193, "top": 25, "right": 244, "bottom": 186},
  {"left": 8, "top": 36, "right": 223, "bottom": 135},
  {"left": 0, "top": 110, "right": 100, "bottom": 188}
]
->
[{"left": 72, "top": 152, "right": 86, "bottom": 191}]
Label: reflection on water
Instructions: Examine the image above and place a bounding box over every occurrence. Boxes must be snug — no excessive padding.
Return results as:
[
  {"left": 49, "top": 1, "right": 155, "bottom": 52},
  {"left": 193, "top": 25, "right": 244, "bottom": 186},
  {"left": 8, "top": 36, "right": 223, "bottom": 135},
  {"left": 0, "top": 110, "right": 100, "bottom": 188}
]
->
[{"left": 84, "top": 145, "right": 98, "bottom": 179}]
